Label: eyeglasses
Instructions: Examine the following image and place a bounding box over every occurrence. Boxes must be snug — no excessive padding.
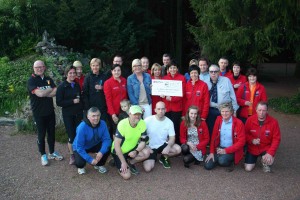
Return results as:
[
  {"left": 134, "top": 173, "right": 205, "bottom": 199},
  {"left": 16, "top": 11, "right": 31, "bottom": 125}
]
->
[
  {"left": 133, "top": 65, "right": 142, "bottom": 67},
  {"left": 209, "top": 71, "right": 219, "bottom": 74}
]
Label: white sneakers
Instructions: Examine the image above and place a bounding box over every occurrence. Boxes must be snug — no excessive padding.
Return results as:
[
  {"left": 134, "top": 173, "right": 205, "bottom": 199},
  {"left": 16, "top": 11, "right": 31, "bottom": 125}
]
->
[
  {"left": 78, "top": 168, "right": 86, "bottom": 175},
  {"left": 94, "top": 166, "right": 108, "bottom": 174},
  {"left": 41, "top": 154, "right": 49, "bottom": 166},
  {"left": 78, "top": 166, "right": 107, "bottom": 175}
]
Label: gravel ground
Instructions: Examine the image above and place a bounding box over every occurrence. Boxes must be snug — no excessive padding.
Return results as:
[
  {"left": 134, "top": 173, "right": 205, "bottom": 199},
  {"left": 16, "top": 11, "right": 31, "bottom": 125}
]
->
[{"left": 1, "top": 78, "right": 300, "bottom": 200}]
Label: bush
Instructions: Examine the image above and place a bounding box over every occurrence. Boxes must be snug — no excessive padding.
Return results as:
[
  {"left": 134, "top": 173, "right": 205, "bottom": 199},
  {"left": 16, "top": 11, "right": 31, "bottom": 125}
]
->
[{"left": 269, "top": 93, "right": 300, "bottom": 114}]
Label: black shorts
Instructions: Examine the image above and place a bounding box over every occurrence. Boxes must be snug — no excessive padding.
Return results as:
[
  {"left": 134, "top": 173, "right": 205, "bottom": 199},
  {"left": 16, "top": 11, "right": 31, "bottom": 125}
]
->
[
  {"left": 148, "top": 143, "right": 168, "bottom": 161},
  {"left": 111, "top": 146, "right": 137, "bottom": 170}
]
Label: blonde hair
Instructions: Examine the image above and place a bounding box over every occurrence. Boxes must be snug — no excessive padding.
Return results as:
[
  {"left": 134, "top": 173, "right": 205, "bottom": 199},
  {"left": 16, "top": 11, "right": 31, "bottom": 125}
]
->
[
  {"left": 189, "top": 59, "right": 198, "bottom": 67},
  {"left": 90, "top": 58, "right": 102, "bottom": 67},
  {"left": 218, "top": 102, "right": 234, "bottom": 113},
  {"left": 151, "top": 63, "right": 162, "bottom": 77}
]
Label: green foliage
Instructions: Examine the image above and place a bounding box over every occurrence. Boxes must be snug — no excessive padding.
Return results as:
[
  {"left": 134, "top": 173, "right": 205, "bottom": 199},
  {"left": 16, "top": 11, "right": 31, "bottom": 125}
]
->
[
  {"left": 55, "top": 124, "right": 68, "bottom": 143},
  {"left": 188, "top": 0, "right": 300, "bottom": 64},
  {"left": 269, "top": 93, "right": 300, "bottom": 114},
  {"left": 0, "top": 0, "right": 160, "bottom": 61},
  {"left": 0, "top": 56, "right": 33, "bottom": 115}
]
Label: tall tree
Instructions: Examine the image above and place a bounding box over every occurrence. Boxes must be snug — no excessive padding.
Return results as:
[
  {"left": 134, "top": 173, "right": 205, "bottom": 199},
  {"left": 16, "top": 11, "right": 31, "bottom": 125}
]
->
[{"left": 188, "top": 0, "right": 300, "bottom": 74}]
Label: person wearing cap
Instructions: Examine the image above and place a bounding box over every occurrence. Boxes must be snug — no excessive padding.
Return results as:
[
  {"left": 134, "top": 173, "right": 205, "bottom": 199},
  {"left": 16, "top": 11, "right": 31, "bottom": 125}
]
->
[
  {"left": 127, "top": 59, "right": 152, "bottom": 119},
  {"left": 111, "top": 105, "right": 151, "bottom": 180},
  {"left": 73, "top": 60, "right": 85, "bottom": 90}
]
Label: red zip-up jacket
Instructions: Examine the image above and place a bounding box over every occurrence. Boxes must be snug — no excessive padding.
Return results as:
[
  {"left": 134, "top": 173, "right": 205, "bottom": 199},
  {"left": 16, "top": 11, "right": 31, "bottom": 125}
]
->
[
  {"left": 236, "top": 82, "right": 268, "bottom": 118},
  {"left": 163, "top": 73, "right": 186, "bottom": 112},
  {"left": 183, "top": 79, "right": 209, "bottom": 119},
  {"left": 75, "top": 75, "right": 85, "bottom": 91},
  {"left": 209, "top": 116, "right": 245, "bottom": 164},
  {"left": 220, "top": 70, "right": 232, "bottom": 78},
  {"left": 245, "top": 114, "right": 281, "bottom": 156},
  {"left": 227, "top": 74, "right": 247, "bottom": 94},
  {"left": 103, "top": 76, "right": 127, "bottom": 116},
  {"left": 180, "top": 120, "right": 210, "bottom": 155}
]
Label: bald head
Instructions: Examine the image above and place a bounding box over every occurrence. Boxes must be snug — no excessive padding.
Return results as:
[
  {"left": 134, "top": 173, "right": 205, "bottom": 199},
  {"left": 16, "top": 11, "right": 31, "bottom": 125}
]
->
[
  {"left": 155, "top": 101, "right": 166, "bottom": 120},
  {"left": 33, "top": 60, "right": 46, "bottom": 76}
]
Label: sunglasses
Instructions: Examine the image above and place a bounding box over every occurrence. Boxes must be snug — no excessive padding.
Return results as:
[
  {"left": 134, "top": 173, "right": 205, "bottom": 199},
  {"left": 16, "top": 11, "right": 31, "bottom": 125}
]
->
[{"left": 209, "top": 70, "right": 219, "bottom": 74}]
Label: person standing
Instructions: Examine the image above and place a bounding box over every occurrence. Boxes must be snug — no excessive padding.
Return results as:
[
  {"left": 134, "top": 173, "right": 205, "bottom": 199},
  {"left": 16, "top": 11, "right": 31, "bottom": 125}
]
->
[
  {"left": 73, "top": 60, "right": 85, "bottom": 91},
  {"left": 199, "top": 57, "right": 210, "bottom": 83},
  {"left": 27, "top": 60, "right": 63, "bottom": 166},
  {"left": 150, "top": 63, "right": 163, "bottom": 114},
  {"left": 218, "top": 57, "right": 232, "bottom": 77},
  {"left": 162, "top": 61, "right": 186, "bottom": 144},
  {"left": 203, "top": 64, "right": 239, "bottom": 135},
  {"left": 236, "top": 68, "right": 267, "bottom": 123},
  {"left": 184, "top": 65, "right": 210, "bottom": 121},
  {"left": 104, "top": 64, "right": 127, "bottom": 137},
  {"left": 83, "top": 58, "right": 108, "bottom": 121},
  {"left": 73, "top": 107, "right": 112, "bottom": 175},
  {"left": 244, "top": 102, "right": 281, "bottom": 173},
  {"left": 56, "top": 66, "right": 83, "bottom": 165},
  {"left": 227, "top": 62, "right": 247, "bottom": 95},
  {"left": 127, "top": 59, "right": 152, "bottom": 119},
  {"left": 161, "top": 53, "right": 171, "bottom": 76}
]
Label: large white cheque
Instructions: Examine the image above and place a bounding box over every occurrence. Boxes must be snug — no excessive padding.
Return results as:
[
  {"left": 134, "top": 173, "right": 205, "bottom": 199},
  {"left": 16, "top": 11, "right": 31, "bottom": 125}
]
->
[{"left": 152, "top": 79, "right": 183, "bottom": 97}]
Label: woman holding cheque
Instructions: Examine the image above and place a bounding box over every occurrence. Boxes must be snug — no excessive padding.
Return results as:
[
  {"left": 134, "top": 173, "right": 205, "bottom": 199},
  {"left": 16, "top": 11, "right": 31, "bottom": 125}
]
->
[{"left": 161, "top": 61, "right": 186, "bottom": 144}]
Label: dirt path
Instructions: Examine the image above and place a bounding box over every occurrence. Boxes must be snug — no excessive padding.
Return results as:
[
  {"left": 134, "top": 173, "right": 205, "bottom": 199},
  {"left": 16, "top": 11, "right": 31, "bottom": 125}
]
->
[{"left": 1, "top": 78, "right": 300, "bottom": 200}]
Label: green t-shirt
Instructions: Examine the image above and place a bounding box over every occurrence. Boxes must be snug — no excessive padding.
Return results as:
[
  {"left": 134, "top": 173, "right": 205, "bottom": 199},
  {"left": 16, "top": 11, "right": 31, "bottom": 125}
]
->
[{"left": 111, "top": 118, "right": 146, "bottom": 154}]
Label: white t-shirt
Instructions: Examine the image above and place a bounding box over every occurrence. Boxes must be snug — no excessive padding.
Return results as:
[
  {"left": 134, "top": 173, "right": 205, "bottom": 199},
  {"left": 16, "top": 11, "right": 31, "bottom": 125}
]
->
[{"left": 145, "top": 115, "right": 175, "bottom": 149}]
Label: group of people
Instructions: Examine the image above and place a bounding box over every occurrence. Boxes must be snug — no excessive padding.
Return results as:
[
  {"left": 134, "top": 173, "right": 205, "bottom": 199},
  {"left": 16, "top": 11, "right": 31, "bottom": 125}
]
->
[{"left": 27, "top": 54, "right": 281, "bottom": 180}]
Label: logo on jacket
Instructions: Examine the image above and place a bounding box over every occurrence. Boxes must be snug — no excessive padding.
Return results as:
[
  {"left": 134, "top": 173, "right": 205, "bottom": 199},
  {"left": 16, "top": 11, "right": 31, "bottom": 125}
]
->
[{"left": 265, "top": 130, "right": 270, "bottom": 136}]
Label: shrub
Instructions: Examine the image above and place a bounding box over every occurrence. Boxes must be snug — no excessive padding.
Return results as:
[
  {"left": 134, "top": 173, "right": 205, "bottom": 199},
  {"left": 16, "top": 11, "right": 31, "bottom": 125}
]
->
[{"left": 269, "top": 93, "right": 300, "bottom": 114}]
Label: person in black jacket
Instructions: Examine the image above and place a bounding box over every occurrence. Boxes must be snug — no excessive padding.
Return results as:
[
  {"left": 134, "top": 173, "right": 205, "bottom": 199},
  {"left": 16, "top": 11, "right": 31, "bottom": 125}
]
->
[
  {"left": 56, "top": 65, "right": 83, "bottom": 165},
  {"left": 27, "top": 60, "right": 63, "bottom": 166},
  {"left": 83, "top": 58, "right": 108, "bottom": 121}
]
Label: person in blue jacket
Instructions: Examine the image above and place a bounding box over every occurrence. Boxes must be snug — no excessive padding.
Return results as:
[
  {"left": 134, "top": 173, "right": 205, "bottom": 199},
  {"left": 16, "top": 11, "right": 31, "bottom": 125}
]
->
[
  {"left": 127, "top": 59, "right": 152, "bottom": 119},
  {"left": 73, "top": 107, "right": 112, "bottom": 175}
]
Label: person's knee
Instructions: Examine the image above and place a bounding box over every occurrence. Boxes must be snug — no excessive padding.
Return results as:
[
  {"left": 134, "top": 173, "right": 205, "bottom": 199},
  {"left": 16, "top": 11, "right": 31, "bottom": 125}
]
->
[
  {"left": 204, "top": 161, "right": 215, "bottom": 170},
  {"left": 174, "top": 145, "right": 181, "bottom": 154},
  {"left": 143, "top": 163, "right": 154, "bottom": 172},
  {"left": 244, "top": 163, "right": 255, "bottom": 172},
  {"left": 218, "top": 157, "right": 232, "bottom": 167},
  {"left": 181, "top": 144, "right": 189, "bottom": 155}
]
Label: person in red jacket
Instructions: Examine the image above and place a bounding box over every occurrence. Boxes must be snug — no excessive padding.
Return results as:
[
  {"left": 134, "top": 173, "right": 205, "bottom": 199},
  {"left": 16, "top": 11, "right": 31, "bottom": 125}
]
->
[
  {"left": 162, "top": 60, "right": 186, "bottom": 144},
  {"left": 205, "top": 103, "right": 245, "bottom": 171},
  {"left": 150, "top": 63, "right": 163, "bottom": 114},
  {"left": 227, "top": 61, "right": 247, "bottom": 95},
  {"left": 180, "top": 106, "right": 209, "bottom": 168},
  {"left": 244, "top": 101, "right": 281, "bottom": 173},
  {"left": 236, "top": 68, "right": 267, "bottom": 124},
  {"left": 73, "top": 60, "right": 85, "bottom": 91},
  {"left": 104, "top": 64, "right": 127, "bottom": 138},
  {"left": 218, "top": 57, "right": 232, "bottom": 77},
  {"left": 183, "top": 65, "right": 210, "bottom": 121}
]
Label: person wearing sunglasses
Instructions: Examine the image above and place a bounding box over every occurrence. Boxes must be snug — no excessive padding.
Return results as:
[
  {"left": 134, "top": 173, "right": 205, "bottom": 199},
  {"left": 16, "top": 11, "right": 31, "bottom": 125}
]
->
[{"left": 203, "top": 64, "right": 239, "bottom": 136}]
